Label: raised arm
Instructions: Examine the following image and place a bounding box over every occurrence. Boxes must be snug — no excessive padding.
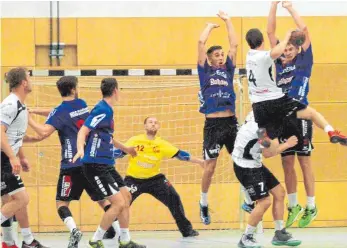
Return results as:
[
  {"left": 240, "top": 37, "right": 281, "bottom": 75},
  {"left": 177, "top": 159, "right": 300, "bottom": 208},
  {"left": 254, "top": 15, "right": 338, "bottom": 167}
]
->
[
  {"left": 267, "top": 2, "right": 280, "bottom": 48},
  {"left": 217, "top": 10, "right": 238, "bottom": 66},
  {"left": 28, "top": 114, "right": 55, "bottom": 139},
  {"left": 270, "top": 30, "right": 293, "bottom": 60},
  {"left": 283, "top": 1, "right": 311, "bottom": 51},
  {"left": 173, "top": 150, "right": 205, "bottom": 169},
  {"left": 114, "top": 140, "right": 137, "bottom": 157},
  {"left": 198, "top": 23, "right": 220, "bottom": 67}
]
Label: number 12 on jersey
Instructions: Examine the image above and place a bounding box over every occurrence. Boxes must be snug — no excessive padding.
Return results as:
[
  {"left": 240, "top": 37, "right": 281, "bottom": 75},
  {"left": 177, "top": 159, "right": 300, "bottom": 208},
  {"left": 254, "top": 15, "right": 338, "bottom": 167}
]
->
[{"left": 248, "top": 70, "right": 257, "bottom": 86}]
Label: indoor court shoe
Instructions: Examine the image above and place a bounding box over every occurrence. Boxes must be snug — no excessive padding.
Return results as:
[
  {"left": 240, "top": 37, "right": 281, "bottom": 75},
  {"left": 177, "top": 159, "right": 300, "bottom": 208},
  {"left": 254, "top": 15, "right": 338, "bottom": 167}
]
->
[
  {"left": 242, "top": 202, "right": 255, "bottom": 214},
  {"left": 88, "top": 240, "right": 104, "bottom": 248},
  {"left": 102, "top": 227, "right": 115, "bottom": 239},
  {"left": 328, "top": 131, "right": 347, "bottom": 146},
  {"left": 271, "top": 228, "right": 302, "bottom": 246},
  {"left": 119, "top": 240, "right": 146, "bottom": 248},
  {"left": 21, "top": 240, "right": 49, "bottom": 248},
  {"left": 238, "top": 234, "right": 262, "bottom": 248},
  {"left": 2, "top": 243, "right": 19, "bottom": 248},
  {"left": 199, "top": 203, "right": 211, "bottom": 225},
  {"left": 68, "top": 228, "right": 83, "bottom": 248},
  {"left": 286, "top": 204, "right": 304, "bottom": 228},
  {"left": 182, "top": 229, "right": 199, "bottom": 237},
  {"left": 298, "top": 207, "right": 318, "bottom": 228}
]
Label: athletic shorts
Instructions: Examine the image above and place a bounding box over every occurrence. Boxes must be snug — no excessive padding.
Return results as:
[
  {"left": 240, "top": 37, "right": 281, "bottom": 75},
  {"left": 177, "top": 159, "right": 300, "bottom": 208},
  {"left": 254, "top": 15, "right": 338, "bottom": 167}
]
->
[
  {"left": 234, "top": 162, "right": 280, "bottom": 201},
  {"left": 203, "top": 115, "right": 239, "bottom": 160},
  {"left": 1, "top": 152, "right": 25, "bottom": 196},
  {"left": 280, "top": 118, "right": 314, "bottom": 157},
  {"left": 56, "top": 166, "right": 103, "bottom": 202},
  {"left": 252, "top": 95, "right": 307, "bottom": 139},
  {"left": 83, "top": 163, "right": 125, "bottom": 199}
]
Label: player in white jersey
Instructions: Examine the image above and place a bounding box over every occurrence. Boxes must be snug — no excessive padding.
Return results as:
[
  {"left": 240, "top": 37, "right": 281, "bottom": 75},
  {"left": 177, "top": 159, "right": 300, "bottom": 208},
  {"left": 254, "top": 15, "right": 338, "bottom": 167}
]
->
[
  {"left": 232, "top": 112, "right": 301, "bottom": 248},
  {"left": 245, "top": 28, "right": 347, "bottom": 147},
  {"left": 1, "top": 68, "right": 48, "bottom": 248}
]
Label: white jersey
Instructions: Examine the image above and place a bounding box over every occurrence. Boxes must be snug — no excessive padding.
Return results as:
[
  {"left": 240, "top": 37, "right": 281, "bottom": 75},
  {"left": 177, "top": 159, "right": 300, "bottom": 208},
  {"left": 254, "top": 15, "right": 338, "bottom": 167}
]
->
[
  {"left": 0, "top": 93, "right": 28, "bottom": 155},
  {"left": 232, "top": 120, "right": 263, "bottom": 168},
  {"left": 246, "top": 49, "right": 284, "bottom": 103}
]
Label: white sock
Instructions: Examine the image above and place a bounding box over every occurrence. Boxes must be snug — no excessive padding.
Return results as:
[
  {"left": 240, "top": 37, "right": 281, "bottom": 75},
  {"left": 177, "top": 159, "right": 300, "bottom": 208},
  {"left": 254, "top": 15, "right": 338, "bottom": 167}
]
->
[
  {"left": 21, "top": 228, "right": 34, "bottom": 245},
  {"left": 1, "top": 212, "right": 9, "bottom": 224},
  {"left": 324, "top": 125, "right": 334, "bottom": 133},
  {"left": 274, "top": 220, "right": 284, "bottom": 231},
  {"left": 200, "top": 192, "right": 208, "bottom": 207},
  {"left": 92, "top": 226, "right": 106, "bottom": 242},
  {"left": 288, "top": 193, "right": 298, "bottom": 208},
  {"left": 307, "top": 196, "right": 316, "bottom": 209},
  {"left": 2, "top": 226, "right": 15, "bottom": 245},
  {"left": 112, "top": 220, "right": 121, "bottom": 237},
  {"left": 64, "top": 216, "right": 77, "bottom": 232},
  {"left": 244, "top": 224, "right": 256, "bottom": 235},
  {"left": 120, "top": 228, "right": 131, "bottom": 244}
]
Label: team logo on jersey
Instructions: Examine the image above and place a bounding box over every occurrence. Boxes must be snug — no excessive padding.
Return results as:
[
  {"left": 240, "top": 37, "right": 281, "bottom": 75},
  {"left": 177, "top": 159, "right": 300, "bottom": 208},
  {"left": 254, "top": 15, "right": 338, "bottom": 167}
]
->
[
  {"left": 152, "top": 146, "right": 160, "bottom": 153},
  {"left": 277, "top": 76, "right": 294, "bottom": 86},
  {"left": 61, "top": 175, "right": 72, "bottom": 197},
  {"left": 90, "top": 113, "right": 106, "bottom": 128}
]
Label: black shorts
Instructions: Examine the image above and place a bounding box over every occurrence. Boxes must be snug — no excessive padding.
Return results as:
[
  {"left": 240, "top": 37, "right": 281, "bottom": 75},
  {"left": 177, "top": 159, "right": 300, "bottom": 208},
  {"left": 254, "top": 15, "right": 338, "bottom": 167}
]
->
[
  {"left": 56, "top": 166, "right": 103, "bottom": 202},
  {"left": 234, "top": 162, "right": 280, "bottom": 201},
  {"left": 252, "top": 95, "right": 307, "bottom": 139},
  {"left": 280, "top": 119, "right": 314, "bottom": 157},
  {"left": 1, "top": 152, "right": 25, "bottom": 196},
  {"left": 83, "top": 163, "right": 125, "bottom": 199},
  {"left": 203, "top": 116, "right": 238, "bottom": 160}
]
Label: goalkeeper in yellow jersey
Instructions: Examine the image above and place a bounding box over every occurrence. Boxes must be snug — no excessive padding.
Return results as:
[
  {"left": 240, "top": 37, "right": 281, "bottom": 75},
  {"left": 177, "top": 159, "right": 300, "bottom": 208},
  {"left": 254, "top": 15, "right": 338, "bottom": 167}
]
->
[{"left": 113, "top": 117, "right": 204, "bottom": 237}]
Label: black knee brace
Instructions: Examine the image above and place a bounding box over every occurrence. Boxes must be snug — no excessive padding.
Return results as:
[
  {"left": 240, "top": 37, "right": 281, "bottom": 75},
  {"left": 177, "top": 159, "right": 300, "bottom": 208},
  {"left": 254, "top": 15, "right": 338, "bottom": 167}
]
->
[{"left": 57, "top": 206, "right": 72, "bottom": 221}]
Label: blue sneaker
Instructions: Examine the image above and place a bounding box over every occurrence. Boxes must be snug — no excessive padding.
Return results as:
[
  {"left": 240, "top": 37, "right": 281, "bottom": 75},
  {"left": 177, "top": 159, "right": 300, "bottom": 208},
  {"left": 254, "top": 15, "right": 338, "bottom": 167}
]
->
[
  {"left": 242, "top": 202, "right": 255, "bottom": 214},
  {"left": 199, "top": 203, "right": 211, "bottom": 225}
]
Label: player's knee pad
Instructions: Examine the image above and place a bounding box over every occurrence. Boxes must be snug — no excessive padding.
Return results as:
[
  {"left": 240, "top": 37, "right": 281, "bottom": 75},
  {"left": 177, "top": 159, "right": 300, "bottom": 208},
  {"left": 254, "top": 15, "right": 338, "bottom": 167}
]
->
[
  {"left": 1, "top": 217, "right": 13, "bottom": 227},
  {"left": 57, "top": 206, "right": 72, "bottom": 221}
]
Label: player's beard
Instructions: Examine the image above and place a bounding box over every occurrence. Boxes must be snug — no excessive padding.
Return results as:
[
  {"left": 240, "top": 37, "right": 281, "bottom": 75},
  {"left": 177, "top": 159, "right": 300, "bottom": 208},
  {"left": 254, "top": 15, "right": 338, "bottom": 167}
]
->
[{"left": 147, "top": 130, "right": 157, "bottom": 136}]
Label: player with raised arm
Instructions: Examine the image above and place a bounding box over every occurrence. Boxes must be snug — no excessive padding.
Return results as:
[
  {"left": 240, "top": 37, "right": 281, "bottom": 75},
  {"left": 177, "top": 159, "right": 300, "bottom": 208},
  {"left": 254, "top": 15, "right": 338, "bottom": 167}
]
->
[
  {"left": 197, "top": 10, "right": 239, "bottom": 225},
  {"left": 1, "top": 68, "right": 48, "bottom": 248},
  {"left": 113, "top": 117, "right": 203, "bottom": 237},
  {"left": 233, "top": 112, "right": 301, "bottom": 248},
  {"left": 267, "top": 1, "right": 318, "bottom": 228},
  {"left": 245, "top": 27, "right": 347, "bottom": 147},
  {"left": 28, "top": 76, "right": 122, "bottom": 248},
  {"left": 72, "top": 78, "right": 145, "bottom": 248}
]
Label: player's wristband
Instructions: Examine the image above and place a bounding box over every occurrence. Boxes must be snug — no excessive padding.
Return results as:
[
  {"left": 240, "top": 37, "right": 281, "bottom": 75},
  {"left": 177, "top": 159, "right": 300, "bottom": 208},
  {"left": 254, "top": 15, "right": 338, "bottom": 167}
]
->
[
  {"left": 113, "top": 148, "right": 127, "bottom": 159},
  {"left": 174, "top": 150, "right": 190, "bottom": 161}
]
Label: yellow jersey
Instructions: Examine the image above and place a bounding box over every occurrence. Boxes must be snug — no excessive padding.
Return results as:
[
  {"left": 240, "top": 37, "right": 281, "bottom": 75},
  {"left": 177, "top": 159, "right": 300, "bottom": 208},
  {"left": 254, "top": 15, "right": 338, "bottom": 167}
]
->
[{"left": 125, "top": 134, "right": 179, "bottom": 179}]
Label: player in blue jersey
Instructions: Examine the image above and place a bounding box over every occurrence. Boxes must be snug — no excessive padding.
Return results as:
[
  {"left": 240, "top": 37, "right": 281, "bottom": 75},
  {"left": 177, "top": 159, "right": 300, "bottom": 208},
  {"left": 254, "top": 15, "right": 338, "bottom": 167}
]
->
[
  {"left": 197, "top": 10, "right": 239, "bottom": 225},
  {"left": 73, "top": 78, "right": 146, "bottom": 248},
  {"left": 267, "top": 1, "right": 317, "bottom": 228},
  {"left": 28, "top": 76, "right": 120, "bottom": 248}
]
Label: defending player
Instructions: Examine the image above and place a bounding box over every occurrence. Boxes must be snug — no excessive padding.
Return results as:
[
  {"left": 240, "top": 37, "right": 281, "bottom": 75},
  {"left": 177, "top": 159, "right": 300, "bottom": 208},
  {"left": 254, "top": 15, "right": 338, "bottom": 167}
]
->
[
  {"left": 197, "top": 10, "right": 239, "bottom": 225},
  {"left": 267, "top": 1, "right": 317, "bottom": 228},
  {"left": 72, "top": 78, "right": 145, "bottom": 248},
  {"left": 244, "top": 27, "right": 347, "bottom": 147},
  {"left": 232, "top": 112, "right": 301, "bottom": 248},
  {"left": 113, "top": 117, "right": 204, "bottom": 237},
  {"left": 28, "top": 76, "right": 122, "bottom": 248},
  {"left": 1, "top": 67, "right": 48, "bottom": 248}
]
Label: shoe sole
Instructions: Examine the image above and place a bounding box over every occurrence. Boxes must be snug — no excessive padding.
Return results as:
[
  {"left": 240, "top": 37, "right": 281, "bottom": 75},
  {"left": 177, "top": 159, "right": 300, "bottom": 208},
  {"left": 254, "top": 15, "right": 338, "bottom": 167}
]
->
[
  {"left": 68, "top": 232, "right": 83, "bottom": 248},
  {"left": 286, "top": 207, "right": 304, "bottom": 228},
  {"left": 299, "top": 210, "right": 318, "bottom": 228},
  {"left": 238, "top": 243, "right": 262, "bottom": 248},
  {"left": 272, "top": 240, "right": 302, "bottom": 246},
  {"left": 330, "top": 136, "right": 347, "bottom": 146}
]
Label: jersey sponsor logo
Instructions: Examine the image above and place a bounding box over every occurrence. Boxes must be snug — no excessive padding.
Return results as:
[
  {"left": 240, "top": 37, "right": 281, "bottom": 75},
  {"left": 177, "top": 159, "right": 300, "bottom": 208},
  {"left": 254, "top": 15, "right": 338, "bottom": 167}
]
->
[
  {"left": 210, "top": 78, "right": 228, "bottom": 86},
  {"left": 64, "top": 139, "right": 73, "bottom": 161},
  {"left": 61, "top": 175, "right": 72, "bottom": 197},
  {"left": 210, "top": 90, "right": 231, "bottom": 99},
  {"left": 152, "top": 146, "right": 160, "bottom": 153},
  {"left": 69, "top": 107, "right": 89, "bottom": 118},
  {"left": 211, "top": 70, "right": 228, "bottom": 79},
  {"left": 209, "top": 144, "right": 221, "bottom": 155},
  {"left": 90, "top": 113, "right": 106, "bottom": 128},
  {"left": 136, "top": 161, "right": 154, "bottom": 168},
  {"left": 255, "top": 89, "right": 270, "bottom": 94},
  {"left": 128, "top": 184, "right": 138, "bottom": 194},
  {"left": 277, "top": 76, "right": 294, "bottom": 86},
  {"left": 279, "top": 65, "right": 296, "bottom": 75},
  {"left": 90, "top": 134, "right": 99, "bottom": 157}
]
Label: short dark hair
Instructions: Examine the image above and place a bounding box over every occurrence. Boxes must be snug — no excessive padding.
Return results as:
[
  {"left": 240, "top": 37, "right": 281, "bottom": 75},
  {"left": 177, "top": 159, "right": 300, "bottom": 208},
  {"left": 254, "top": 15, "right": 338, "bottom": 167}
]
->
[
  {"left": 56, "top": 76, "right": 78, "bottom": 97},
  {"left": 207, "top": 45, "right": 223, "bottom": 56},
  {"left": 246, "top": 28, "right": 264, "bottom": 49},
  {"left": 101, "top": 78, "right": 118, "bottom": 97},
  {"left": 6, "top": 67, "right": 28, "bottom": 91}
]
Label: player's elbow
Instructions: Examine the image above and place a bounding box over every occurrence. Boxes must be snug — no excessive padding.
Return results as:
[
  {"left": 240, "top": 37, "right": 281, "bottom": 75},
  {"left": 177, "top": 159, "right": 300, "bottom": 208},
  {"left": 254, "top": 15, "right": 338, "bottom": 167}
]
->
[{"left": 262, "top": 150, "right": 273, "bottom": 158}]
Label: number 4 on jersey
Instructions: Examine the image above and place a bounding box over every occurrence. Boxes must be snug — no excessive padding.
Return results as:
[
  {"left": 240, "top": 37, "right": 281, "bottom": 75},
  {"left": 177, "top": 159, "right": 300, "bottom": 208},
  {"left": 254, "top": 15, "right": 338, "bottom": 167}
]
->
[{"left": 248, "top": 70, "right": 257, "bottom": 86}]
